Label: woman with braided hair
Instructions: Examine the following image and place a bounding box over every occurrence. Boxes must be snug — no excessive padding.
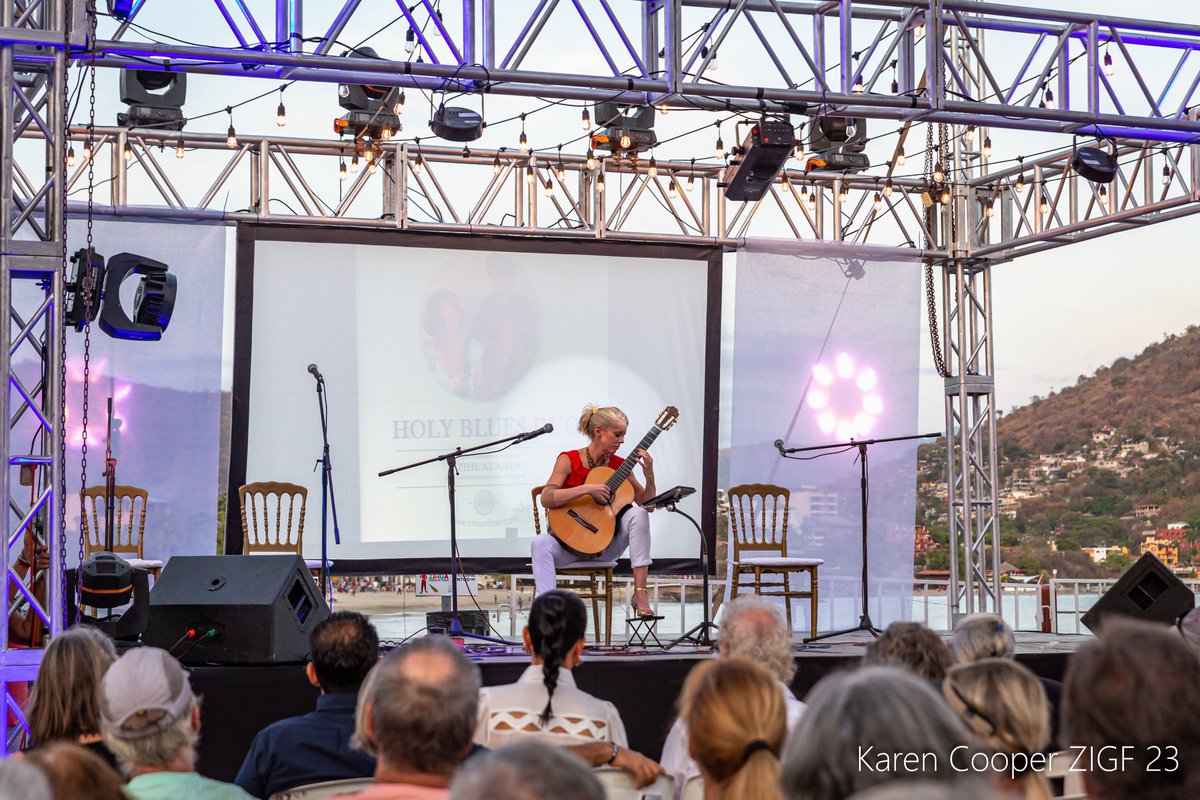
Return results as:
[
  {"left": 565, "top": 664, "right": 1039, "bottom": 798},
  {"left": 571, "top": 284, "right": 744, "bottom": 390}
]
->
[
  {"left": 473, "top": 590, "right": 666, "bottom": 787},
  {"left": 680, "top": 658, "right": 786, "bottom": 800}
]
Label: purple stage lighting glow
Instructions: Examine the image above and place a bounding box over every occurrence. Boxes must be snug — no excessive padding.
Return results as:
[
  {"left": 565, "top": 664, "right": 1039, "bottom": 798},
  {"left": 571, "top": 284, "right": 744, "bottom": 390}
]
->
[
  {"left": 66, "top": 357, "right": 133, "bottom": 447},
  {"left": 809, "top": 352, "right": 883, "bottom": 439}
]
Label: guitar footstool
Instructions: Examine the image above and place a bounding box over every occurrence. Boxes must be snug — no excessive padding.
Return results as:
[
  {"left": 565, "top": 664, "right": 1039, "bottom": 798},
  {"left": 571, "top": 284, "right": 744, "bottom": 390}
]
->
[{"left": 625, "top": 615, "right": 665, "bottom": 649}]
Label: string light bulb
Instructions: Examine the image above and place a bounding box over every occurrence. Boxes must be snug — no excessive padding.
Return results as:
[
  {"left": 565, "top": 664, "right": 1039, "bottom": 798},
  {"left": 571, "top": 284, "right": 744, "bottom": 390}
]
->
[
  {"left": 226, "top": 124, "right": 237, "bottom": 149},
  {"left": 394, "top": 91, "right": 406, "bottom": 115},
  {"left": 648, "top": 156, "right": 658, "bottom": 178},
  {"left": 518, "top": 114, "right": 528, "bottom": 152},
  {"left": 619, "top": 132, "right": 632, "bottom": 149},
  {"left": 586, "top": 148, "right": 597, "bottom": 171},
  {"left": 940, "top": 186, "right": 951, "bottom": 205},
  {"left": 794, "top": 143, "right": 805, "bottom": 163},
  {"left": 82, "top": 139, "right": 93, "bottom": 160},
  {"left": 411, "top": 154, "right": 423, "bottom": 175},
  {"left": 895, "top": 145, "right": 906, "bottom": 167},
  {"left": 597, "top": 171, "right": 605, "bottom": 193},
  {"left": 405, "top": 27, "right": 417, "bottom": 54},
  {"left": 1015, "top": 172, "right": 1025, "bottom": 193},
  {"left": 715, "top": 126, "right": 725, "bottom": 158},
  {"left": 493, "top": 156, "right": 502, "bottom": 174},
  {"left": 122, "top": 141, "right": 132, "bottom": 161},
  {"left": 982, "top": 136, "right": 992, "bottom": 159},
  {"left": 339, "top": 159, "right": 347, "bottom": 180},
  {"left": 350, "top": 154, "right": 360, "bottom": 173},
  {"left": 852, "top": 75, "right": 864, "bottom": 94},
  {"left": 381, "top": 125, "right": 393, "bottom": 141},
  {"left": 66, "top": 146, "right": 75, "bottom": 167},
  {"left": 1039, "top": 193, "right": 1049, "bottom": 215},
  {"left": 933, "top": 162, "right": 945, "bottom": 183},
  {"left": 838, "top": 185, "right": 848, "bottom": 203},
  {"left": 914, "top": 23, "right": 925, "bottom": 38},
  {"left": 1162, "top": 163, "right": 1173, "bottom": 186},
  {"left": 175, "top": 137, "right": 184, "bottom": 159},
  {"left": 581, "top": 108, "right": 591, "bottom": 130},
  {"left": 985, "top": 196, "right": 996, "bottom": 217},
  {"left": 276, "top": 101, "right": 286, "bottom": 127},
  {"left": 556, "top": 161, "right": 566, "bottom": 181},
  {"left": 668, "top": 178, "right": 677, "bottom": 197},
  {"left": 883, "top": 178, "right": 894, "bottom": 197},
  {"left": 1098, "top": 183, "right": 1108, "bottom": 202},
  {"left": 687, "top": 159, "right": 695, "bottom": 192},
  {"left": 543, "top": 177, "right": 554, "bottom": 197},
  {"left": 965, "top": 125, "right": 976, "bottom": 144},
  {"left": 368, "top": 158, "right": 378, "bottom": 175},
  {"left": 1043, "top": 87, "right": 1055, "bottom": 109},
  {"left": 805, "top": 185, "right": 816, "bottom": 212},
  {"left": 873, "top": 191, "right": 882, "bottom": 211},
  {"left": 1103, "top": 50, "right": 1114, "bottom": 77},
  {"left": 364, "top": 147, "right": 374, "bottom": 163},
  {"left": 526, "top": 165, "right": 535, "bottom": 184}
]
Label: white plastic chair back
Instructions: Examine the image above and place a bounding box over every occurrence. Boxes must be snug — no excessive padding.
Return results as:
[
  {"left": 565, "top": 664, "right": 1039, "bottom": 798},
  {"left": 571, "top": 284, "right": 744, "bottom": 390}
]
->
[
  {"left": 268, "top": 777, "right": 375, "bottom": 800},
  {"left": 592, "top": 766, "right": 675, "bottom": 800},
  {"left": 679, "top": 774, "right": 704, "bottom": 800}
]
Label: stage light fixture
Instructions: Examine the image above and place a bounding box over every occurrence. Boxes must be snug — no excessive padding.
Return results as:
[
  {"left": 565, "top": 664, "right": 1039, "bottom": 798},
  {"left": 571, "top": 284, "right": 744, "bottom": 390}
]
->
[
  {"left": 107, "top": 0, "right": 136, "bottom": 19},
  {"left": 65, "top": 248, "right": 106, "bottom": 331},
  {"left": 1071, "top": 144, "right": 1118, "bottom": 184},
  {"left": 722, "top": 117, "right": 796, "bottom": 202},
  {"left": 333, "top": 47, "right": 402, "bottom": 141},
  {"left": 117, "top": 70, "right": 187, "bottom": 131},
  {"left": 591, "top": 101, "right": 657, "bottom": 156},
  {"left": 80, "top": 552, "right": 134, "bottom": 609},
  {"left": 430, "top": 104, "right": 484, "bottom": 142},
  {"left": 99, "top": 253, "right": 178, "bottom": 342},
  {"left": 805, "top": 116, "right": 869, "bottom": 172}
]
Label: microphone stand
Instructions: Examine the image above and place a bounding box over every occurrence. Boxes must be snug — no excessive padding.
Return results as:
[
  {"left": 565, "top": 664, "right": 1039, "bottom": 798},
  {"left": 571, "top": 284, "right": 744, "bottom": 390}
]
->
[
  {"left": 312, "top": 375, "right": 341, "bottom": 604},
  {"left": 379, "top": 429, "right": 547, "bottom": 646},
  {"left": 775, "top": 432, "right": 941, "bottom": 643}
]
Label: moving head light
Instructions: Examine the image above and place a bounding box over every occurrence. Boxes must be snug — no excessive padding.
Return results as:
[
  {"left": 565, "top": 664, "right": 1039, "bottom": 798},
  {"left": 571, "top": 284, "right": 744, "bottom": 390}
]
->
[{"left": 723, "top": 118, "right": 796, "bottom": 202}]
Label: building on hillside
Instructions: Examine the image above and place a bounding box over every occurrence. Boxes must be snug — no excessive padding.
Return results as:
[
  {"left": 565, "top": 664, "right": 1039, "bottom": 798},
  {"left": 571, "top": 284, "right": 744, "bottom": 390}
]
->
[
  {"left": 1140, "top": 532, "right": 1180, "bottom": 567},
  {"left": 1082, "top": 545, "right": 1129, "bottom": 564},
  {"left": 914, "top": 527, "right": 939, "bottom": 554},
  {"left": 1134, "top": 503, "right": 1162, "bottom": 519},
  {"left": 1120, "top": 441, "right": 1152, "bottom": 456},
  {"left": 1092, "top": 429, "right": 1115, "bottom": 444}
]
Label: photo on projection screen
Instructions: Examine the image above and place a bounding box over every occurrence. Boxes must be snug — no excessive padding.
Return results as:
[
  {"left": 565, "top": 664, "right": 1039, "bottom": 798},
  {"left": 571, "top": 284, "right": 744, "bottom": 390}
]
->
[{"left": 238, "top": 233, "right": 716, "bottom": 568}]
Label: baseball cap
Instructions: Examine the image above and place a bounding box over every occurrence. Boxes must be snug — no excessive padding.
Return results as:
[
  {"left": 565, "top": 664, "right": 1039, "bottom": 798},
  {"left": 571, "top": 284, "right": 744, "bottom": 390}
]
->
[{"left": 100, "top": 647, "right": 195, "bottom": 739}]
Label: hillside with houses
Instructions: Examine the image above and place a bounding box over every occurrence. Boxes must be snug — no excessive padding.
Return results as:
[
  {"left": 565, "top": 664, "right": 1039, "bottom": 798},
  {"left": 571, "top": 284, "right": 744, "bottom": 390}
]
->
[{"left": 916, "top": 326, "right": 1200, "bottom": 580}]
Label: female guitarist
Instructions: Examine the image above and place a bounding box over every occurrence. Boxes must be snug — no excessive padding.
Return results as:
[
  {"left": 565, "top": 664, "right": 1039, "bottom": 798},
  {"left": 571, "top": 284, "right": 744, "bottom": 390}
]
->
[{"left": 533, "top": 404, "right": 657, "bottom": 618}]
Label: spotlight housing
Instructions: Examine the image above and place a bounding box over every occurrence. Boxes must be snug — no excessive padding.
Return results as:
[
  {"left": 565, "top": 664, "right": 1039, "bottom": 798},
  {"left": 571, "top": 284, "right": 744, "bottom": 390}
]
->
[
  {"left": 430, "top": 104, "right": 484, "bottom": 142},
  {"left": 590, "top": 102, "right": 657, "bottom": 155},
  {"left": 65, "top": 248, "right": 107, "bottom": 331},
  {"left": 804, "top": 116, "right": 869, "bottom": 172},
  {"left": 333, "top": 47, "right": 402, "bottom": 140},
  {"left": 722, "top": 118, "right": 796, "bottom": 202},
  {"left": 1072, "top": 145, "right": 1118, "bottom": 184},
  {"left": 117, "top": 70, "right": 187, "bottom": 131},
  {"left": 98, "top": 253, "right": 178, "bottom": 342}
]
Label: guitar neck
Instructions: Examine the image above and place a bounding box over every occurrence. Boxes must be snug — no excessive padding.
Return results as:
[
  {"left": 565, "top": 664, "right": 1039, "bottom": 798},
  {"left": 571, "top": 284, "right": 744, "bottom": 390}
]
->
[{"left": 604, "top": 427, "right": 661, "bottom": 491}]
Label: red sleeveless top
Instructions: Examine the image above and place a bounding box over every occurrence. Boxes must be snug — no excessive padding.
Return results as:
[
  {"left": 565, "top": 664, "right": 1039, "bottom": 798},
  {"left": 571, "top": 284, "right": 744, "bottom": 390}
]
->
[{"left": 561, "top": 449, "right": 625, "bottom": 488}]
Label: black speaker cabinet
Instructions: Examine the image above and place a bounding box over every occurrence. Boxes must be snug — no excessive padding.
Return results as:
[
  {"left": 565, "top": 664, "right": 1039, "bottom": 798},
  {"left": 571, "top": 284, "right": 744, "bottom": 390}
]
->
[
  {"left": 145, "top": 554, "right": 329, "bottom": 665},
  {"left": 426, "top": 610, "right": 490, "bottom": 636},
  {"left": 1081, "top": 552, "right": 1194, "bottom": 634}
]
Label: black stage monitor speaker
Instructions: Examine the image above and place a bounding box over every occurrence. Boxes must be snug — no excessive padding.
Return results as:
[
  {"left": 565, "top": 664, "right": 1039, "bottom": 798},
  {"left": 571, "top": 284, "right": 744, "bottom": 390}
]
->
[
  {"left": 145, "top": 554, "right": 329, "bottom": 665},
  {"left": 1081, "top": 552, "right": 1194, "bottom": 634},
  {"left": 426, "top": 610, "right": 490, "bottom": 637}
]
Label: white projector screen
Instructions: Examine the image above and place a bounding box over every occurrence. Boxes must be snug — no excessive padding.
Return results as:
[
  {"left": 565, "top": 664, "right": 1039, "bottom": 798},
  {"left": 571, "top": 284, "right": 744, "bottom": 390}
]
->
[{"left": 234, "top": 230, "right": 719, "bottom": 570}]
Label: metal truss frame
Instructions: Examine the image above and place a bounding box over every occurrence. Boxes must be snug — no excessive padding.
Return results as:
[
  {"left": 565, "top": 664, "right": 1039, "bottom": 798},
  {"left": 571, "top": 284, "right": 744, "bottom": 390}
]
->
[
  {"left": 0, "top": 0, "right": 75, "bottom": 752},
  {"left": 3, "top": 0, "right": 1200, "bottom": 679}
]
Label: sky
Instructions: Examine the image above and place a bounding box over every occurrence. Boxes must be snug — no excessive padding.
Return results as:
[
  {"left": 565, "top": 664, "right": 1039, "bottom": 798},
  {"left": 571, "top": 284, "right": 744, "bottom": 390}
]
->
[{"left": 69, "top": 0, "right": 1200, "bottom": 435}]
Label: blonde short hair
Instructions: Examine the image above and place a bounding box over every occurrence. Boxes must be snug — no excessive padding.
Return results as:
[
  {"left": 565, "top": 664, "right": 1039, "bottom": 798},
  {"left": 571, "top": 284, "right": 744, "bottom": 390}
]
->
[
  {"left": 951, "top": 613, "right": 1016, "bottom": 665},
  {"left": 577, "top": 404, "right": 627, "bottom": 438}
]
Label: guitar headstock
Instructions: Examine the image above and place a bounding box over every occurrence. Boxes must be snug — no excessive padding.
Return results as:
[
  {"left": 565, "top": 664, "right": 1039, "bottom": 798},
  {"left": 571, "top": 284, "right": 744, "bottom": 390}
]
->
[{"left": 655, "top": 406, "right": 680, "bottom": 431}]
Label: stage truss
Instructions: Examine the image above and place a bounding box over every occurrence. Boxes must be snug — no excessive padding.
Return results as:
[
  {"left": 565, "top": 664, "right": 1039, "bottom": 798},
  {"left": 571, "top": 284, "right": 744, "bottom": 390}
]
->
[{"left": 5, "top": 1, "right": 1200, "bottom": 743}]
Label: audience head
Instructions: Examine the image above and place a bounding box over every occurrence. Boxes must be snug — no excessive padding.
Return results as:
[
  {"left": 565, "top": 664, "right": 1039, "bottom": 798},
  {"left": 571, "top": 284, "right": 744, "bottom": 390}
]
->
[
  {"left": 720, "top": 596, "right": 797, "bottom": 683},
  {"left": 0, "top": 757, "right": 53, "bottom": 800},
  {"left": 367, "top": 636, "right": 481, "bottom": 779},
  {"left": 1063, "top": 619, "right": 1200, "bottom": 800},
  {"left": 27, "top": 626, "right": 117, "bottom": 745},
  {"left": 525, "top": 589, "right": 588, "bottom": 726},
  {"left": 449, "top": 741, "right": 604, "bottom": 800},
  {"left": 308, "top": 611, "right": 379, "bottom": 694},
  {"left": 23, "top": 742, "right": 126, "bottom": 800},
  {"left": 682, "top": 658, "right": 786, "bottom": 800},
  {"left": 951, "top": 614, "right": 1016, "bottom": 665},
  {"left": 862, "top": 621, "right": 953, "bottom": 682},
  {"left": 846, "top": 779, "right": 1002, "bottom": 800},
  {"left": 943, "top": 659, "right": 1051, "bottom": 799},
  {"left": 99, "top": 646, "right": 199, "bottom": 775},
  {"left": 782, "top": 666, "right": 973, "bottom": 800},
  {"left": 352, "top": 661, "right": 382, "bottom": 756}
]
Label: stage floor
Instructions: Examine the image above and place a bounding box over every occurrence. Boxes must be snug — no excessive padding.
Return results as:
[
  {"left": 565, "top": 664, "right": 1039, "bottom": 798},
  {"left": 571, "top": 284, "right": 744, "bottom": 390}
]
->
[{"left": 194, "top": 630, "right": 1087, "bottom": 783}]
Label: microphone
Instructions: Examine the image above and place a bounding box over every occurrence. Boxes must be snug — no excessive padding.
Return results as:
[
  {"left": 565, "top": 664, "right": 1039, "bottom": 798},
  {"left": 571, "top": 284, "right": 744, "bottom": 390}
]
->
[
  {"left": 307, "top": 363, "right": 324, "bottom": 382},
  {"left": 774, "top": 439, "right": 785, "bottom": 454},
  {"left": 515, "top": 423, "right": 554, "bottom": 443}
]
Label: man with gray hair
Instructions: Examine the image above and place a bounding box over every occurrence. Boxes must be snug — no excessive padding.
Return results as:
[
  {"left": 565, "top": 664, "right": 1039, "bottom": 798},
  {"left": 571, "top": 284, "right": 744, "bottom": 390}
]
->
[
  {"left": 659, "top": 596, "right": 804, "bottom": 795},
  {"left": 450, "top": 741, "right": 603, "bottom": 800},
  {"left": 331, "top": 636, "right": 481, "bottom": 800},
  {"left": 99, "top": 647, "right": 253, "bottom": 799}
]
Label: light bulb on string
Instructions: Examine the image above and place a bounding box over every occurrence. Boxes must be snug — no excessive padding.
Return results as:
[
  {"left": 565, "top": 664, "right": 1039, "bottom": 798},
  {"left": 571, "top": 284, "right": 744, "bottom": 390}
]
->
[
  {"left": 364, "top": 147, "right": 374, "bottom": 163},
  {"left": 175, "top": 137, "right": 184, "bottom": 159},
  {"left": 914, "top": 23, "right": 925, "bottom": 38},
  {"left": 66, "top": 146, "right": 75, "bottom": 167},
  {"left": 381, "top": 125, "right": 392, "bottom": 141},
  {"left": 83, "top": 139, "right": 93, "bottom": 160},
  {"left": 526, "top": 165, "right": 535, "bottom": 184},
  {"left": 852, "top": 75, "right": 864, "bottom": 94},
  {"left": 715, "top": 125, "right": 724, "bottom": 158},
  {"left": 276, "top": 101, "right": 286, "bottom": 127},
  {"left": 1016, "top": 172, "right": 1025, "bottom": 193},
  {"left": 982, "top": 136, "right": 992, "bottom": 159},
  {"left": 339, "top": 159, "right": 347, "bottom": 180},
  {"left": 933, "top": 162, "right": 945, "bottom": 183},
  {"left": 648, "top": 156, "right": 658, "bottom": 178},
  {"left": 462, "top": 146, "right": 471, "bottom": 160},
  {"left": 581, "top": 108, "right": 591, "bottom": 130},
  {"left": 668, "top": 178, "right": 677, "bottom": 197},
  {"left": 518, "top": 114, "right": 528, "bottom": 152},
  {"left": 884, "top": 178, "right": 894, "bottom": 197},
  {"left": 805, "top": 185, "right": 816, "bottom": 212},
  {"left": 794, "top": 143, "right": 805, "bottom": 163},
  {"left": 493, "top": 156, "right": 502, "bottom": 174},
  {"left": 394, "top": 91, "right": 406, "bottom": 115},
  {"left": 1098, "top": 183, "right": 1108, "bottom": 202},
  {"left": 597, "top": 171, "right": 606, "bottom": 193},
  {"left": 985, "top": 196, "right": 996, "bottom": 217},
  {"left": 838, "top": 185, "right": 848, "bottom": 203},
  {"left": 122, "top": 141, "right": 132, "bottom": 161},
  {"left": 586, "top": 148, "right": 597, "bottom": 171},
  {"left": 405, "top": 28, "right": 417, "bottom": 54},
  {"left": 1039, "top": 191, "right": 1049, "bottom": 215},
  {"left": 687, "top": 159, "right": 696, "bottom": 192},
  {"left": 940, "top": 186, "right": 951, "bottom": 205},
  {"left": 1163, "top": 163, "right": 1173, "bottom": 186},
  {"left": 1043, "top": 87, "right": 1055, "bottom": 109},
  {"left": 873, "top": 191, "right": 882, "bottom": 211},
  {"left": 226, "top": 124, "right": 237, "bottom": 149},
  {"left": 895, "top": 145, "right": 905, "bottom": 167},
  {"left": 556, "top": 161, "right": 566, "bottom": 182},
  {"left": 368, "top": 159, "right": 378, "bottom": 175},
  {"left": 965, "top": 125, "right": 976, "bottom": 144},
  {"left": 619, "top": 131, "right": 632, "bottom": 149},
  {"left": 412, "top": 153, "right": 423, "bottom": 175},
  {"left": 543, "top": 177, "right": 554, "bottom": 197},
  {"left": 350, "top": 154, "right": 360, "bottom": 173},
  {"left": 1103, "top": 50, "right": 1114, "bottom": 77}
]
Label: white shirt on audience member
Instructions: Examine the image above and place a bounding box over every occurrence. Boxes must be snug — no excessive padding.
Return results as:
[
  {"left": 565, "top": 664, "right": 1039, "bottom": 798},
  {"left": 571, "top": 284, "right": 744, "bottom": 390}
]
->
[
  {"left": 659, "top": 680, "right": 805, "bottom": 798},
  {"left": 474, "top": 664, "right": 628, "bottom": 749}
]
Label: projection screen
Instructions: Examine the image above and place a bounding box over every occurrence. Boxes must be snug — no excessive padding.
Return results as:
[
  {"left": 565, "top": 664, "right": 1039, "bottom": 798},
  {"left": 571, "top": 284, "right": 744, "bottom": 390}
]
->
[{"left": 230, "top": 228, "right": 720, "bottom": 572}]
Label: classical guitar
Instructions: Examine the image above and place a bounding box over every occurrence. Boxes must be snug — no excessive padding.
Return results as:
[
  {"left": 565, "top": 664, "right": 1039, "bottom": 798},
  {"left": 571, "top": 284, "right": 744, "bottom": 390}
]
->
[{"left": 547, "top": 406, "right": 680, "bottom": 557}]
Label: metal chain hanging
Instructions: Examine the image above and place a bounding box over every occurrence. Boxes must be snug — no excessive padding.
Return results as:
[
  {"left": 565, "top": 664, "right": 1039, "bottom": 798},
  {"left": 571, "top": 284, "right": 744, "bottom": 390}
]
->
[
  {"left": 77, "top": 3, "right": 98, "bottom": 580},
  {"left": 923, "top": 122, "right": 950, "bottom": 379},
  {"left": 56, "top": 2, "right": 73, "bottom": 628}
]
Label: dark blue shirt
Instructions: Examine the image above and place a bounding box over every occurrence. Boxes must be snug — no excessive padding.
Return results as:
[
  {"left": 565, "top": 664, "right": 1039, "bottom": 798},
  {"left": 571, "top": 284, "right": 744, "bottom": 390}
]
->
[{"left": 234, "top": 692, "right": 375, "bottom": 799}]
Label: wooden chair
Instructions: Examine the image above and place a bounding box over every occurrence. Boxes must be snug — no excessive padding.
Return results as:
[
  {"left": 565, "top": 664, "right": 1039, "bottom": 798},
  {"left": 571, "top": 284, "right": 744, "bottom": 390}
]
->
[
  {"left": 726, "top": 484, "right": 822, "bottom": 635},
  {"left": 239, "top": 482, "right": 329, "bottom": 576},
  {"left": 532, "top": 486, "right": 615, "bottom": 645},
  {"left": 81, "top": 485, "right": 163, "bottom": 578}
]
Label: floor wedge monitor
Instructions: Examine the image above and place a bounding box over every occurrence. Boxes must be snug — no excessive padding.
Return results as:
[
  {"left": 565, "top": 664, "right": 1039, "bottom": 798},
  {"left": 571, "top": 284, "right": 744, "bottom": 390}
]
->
[
  {"left": 145, "top": 554, "right": 329, "bottom": 664},
  {"left": 1081, "top": 552, "right": 1194, "bottom": 634}
]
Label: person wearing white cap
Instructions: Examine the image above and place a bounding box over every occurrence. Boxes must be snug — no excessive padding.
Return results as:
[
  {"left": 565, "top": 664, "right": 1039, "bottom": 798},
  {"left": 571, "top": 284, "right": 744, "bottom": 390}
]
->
[{"left": 99, "top": 646, "right": 253, "bottom": 800}]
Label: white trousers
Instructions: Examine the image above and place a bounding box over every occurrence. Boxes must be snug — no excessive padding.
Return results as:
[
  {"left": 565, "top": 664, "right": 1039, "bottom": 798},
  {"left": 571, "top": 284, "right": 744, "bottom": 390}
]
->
[{"left": 532, "top": 505, "right": 651, "bottom": 597}]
